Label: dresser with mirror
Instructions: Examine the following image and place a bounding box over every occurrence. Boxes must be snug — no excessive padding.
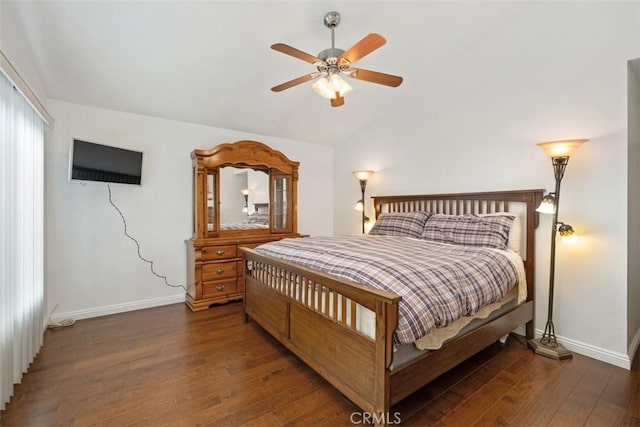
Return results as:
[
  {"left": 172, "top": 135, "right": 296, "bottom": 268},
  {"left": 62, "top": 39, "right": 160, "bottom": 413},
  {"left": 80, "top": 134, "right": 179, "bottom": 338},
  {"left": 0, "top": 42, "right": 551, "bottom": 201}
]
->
[{"left": 186, "top": 140, "right": 301, "bottom": 311}]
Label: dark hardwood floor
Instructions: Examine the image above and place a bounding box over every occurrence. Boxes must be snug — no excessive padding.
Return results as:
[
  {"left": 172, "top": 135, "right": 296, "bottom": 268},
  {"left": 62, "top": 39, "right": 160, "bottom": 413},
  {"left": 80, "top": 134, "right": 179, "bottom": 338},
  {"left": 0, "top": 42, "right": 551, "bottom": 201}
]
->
[{"left": 1, "top": 302, "right": 638, "bottom": 426}]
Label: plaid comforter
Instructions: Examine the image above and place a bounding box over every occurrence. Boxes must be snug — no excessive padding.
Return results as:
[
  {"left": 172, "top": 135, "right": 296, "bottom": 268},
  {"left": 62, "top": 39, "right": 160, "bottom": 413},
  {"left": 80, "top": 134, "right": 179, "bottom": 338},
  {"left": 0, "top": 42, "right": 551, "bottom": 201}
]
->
[
  {"left": 219, "top": 223, "right": 268, "bottom": 230},
  {"left": 255, "top": 235, "right": 520, "bottom": 344}
]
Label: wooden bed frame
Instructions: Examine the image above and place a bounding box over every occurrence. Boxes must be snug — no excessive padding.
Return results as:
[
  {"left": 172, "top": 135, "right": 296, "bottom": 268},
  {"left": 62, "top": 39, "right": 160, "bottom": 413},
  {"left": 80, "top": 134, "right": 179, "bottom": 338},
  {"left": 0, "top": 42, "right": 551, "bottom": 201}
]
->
[{"left": 241, "top": 189, "right": 543, "bottom": 425}]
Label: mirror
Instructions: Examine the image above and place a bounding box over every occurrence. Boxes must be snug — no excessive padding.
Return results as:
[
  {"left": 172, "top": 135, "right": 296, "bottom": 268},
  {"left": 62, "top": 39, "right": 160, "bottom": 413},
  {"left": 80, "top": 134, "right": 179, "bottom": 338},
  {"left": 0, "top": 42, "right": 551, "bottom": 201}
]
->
[{"left": 219, "top": 167, "right": 269, "bottom": 230}]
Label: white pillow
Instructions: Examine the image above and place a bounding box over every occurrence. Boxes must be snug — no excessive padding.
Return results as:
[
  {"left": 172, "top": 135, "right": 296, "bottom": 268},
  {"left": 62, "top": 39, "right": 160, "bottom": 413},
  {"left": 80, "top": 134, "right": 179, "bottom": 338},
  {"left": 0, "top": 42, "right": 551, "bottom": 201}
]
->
[{"left": 479, "top": 212, "right": 521, "bottom": 254}]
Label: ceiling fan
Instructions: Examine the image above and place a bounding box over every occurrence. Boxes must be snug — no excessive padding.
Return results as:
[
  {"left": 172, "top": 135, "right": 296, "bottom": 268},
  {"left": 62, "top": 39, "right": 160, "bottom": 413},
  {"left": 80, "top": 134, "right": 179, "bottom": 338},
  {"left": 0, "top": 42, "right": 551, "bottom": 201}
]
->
[{"left": 270, "top": 11, "right": 403, "bottom": 107}]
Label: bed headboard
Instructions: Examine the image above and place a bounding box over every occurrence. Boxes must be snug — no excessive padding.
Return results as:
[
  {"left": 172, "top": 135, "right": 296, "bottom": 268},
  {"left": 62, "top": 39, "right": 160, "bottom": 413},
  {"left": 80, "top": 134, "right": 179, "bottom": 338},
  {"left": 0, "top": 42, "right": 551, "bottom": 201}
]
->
[{"left": 372, "top": 189, "right": 544, "bottom": 305}]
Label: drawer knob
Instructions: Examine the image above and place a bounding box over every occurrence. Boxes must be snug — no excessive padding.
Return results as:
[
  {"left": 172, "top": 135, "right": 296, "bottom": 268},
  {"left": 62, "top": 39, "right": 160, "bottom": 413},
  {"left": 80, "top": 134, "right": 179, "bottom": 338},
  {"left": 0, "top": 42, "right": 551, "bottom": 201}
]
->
[
  {"left": 216, "top": 284, "right": 225, "bottom": 291},
  {"left": 216, "top": 249, "right": 225, "bottom": 256},
  {"left": 216, "top": 268, "right": 225, "bottom": 274}
]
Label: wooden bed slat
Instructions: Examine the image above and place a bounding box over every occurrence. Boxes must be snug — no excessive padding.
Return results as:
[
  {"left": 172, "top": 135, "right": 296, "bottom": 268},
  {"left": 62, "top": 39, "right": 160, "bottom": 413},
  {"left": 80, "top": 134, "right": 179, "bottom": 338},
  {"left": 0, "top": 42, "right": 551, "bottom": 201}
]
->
[
  {"left": 341, "top": 295, "right": 348, "bottom": 327},
  {"left": 351, "top": 299, "right": 357, "bottom": 331}
]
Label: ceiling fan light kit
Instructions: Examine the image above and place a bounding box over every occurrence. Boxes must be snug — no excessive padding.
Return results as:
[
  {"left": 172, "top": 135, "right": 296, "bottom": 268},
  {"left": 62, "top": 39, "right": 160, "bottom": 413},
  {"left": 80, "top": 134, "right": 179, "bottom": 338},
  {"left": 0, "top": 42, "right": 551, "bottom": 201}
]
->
[
  {"left": 311, "top": 74, "right": 353, "bottom": 100},
  {"left": 271, "top": 11, "right": 403, "bottom": 107}
]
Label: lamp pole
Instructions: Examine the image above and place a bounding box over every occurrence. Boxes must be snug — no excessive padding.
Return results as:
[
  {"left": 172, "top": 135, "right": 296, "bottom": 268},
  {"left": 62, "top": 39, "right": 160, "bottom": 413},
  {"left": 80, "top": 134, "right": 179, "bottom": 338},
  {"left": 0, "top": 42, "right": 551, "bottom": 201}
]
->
[
  {"left": 359, "top": 179, "right": 367, "bottom": 234},
  {"left": 529, "top": 139, "right": 586, "bottom": 360},
  {"left": 541, "top": 156, "right": 567, "bottom": 348},
  {"left": 353, "top": 170, "right": 374, "bottom": 234}
]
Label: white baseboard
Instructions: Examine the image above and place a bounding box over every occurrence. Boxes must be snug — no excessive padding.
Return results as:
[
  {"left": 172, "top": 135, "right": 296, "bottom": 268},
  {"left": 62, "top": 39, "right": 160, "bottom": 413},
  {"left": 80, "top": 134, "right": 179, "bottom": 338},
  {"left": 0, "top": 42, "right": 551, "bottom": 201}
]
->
[
  {"left": 534, "top": 329, "right": 631, "bottom": 370},
  {"left": 49, "top": 294, "right": 186, "bottom": 324}
]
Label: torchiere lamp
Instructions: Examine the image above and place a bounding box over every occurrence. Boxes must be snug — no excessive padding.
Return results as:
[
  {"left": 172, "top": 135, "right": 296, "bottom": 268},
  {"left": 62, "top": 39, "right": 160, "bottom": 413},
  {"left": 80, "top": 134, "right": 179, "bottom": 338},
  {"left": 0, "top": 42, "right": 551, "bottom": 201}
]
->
[
  {"left": 528, "top": 139, "right": 587, "bottom": 360},
  {"left": 353, "top": 170, "right": 374, "bottom": 234},
  {"left": 241, "top": 189, "right": 249, "bottom": 214}
]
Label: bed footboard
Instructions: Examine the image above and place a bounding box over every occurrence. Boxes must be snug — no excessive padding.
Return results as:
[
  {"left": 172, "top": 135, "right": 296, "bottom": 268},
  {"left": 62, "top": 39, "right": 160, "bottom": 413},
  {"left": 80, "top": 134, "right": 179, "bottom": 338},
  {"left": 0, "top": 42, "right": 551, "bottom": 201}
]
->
[{"left": 241, "top": 248, "right": 401, "bottom": 416}]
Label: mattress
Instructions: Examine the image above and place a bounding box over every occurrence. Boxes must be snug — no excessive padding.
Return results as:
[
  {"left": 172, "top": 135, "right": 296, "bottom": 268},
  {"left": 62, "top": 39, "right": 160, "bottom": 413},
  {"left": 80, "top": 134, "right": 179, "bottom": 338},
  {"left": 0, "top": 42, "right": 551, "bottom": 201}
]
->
[{"left": 254, "top": 235, "right": 525, "bottom": 344}]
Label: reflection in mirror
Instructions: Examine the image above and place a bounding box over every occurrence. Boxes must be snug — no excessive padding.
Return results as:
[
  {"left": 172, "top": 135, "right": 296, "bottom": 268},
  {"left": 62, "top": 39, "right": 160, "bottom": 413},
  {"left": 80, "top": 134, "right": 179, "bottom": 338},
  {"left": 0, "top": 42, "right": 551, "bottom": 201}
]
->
[
  {"left": 207, "top": 172, "right": 216, "bottom": 232},
  {"left": 219, "top": 167, "right": 269, "bottom": 230}
]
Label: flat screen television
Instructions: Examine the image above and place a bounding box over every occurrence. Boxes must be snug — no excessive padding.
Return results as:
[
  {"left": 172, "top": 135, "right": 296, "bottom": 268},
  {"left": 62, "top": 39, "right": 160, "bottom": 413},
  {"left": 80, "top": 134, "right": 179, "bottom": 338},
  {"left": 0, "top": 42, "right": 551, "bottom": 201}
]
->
[{"left": 69, "top": 139, "right": 143, "bottom": 185}]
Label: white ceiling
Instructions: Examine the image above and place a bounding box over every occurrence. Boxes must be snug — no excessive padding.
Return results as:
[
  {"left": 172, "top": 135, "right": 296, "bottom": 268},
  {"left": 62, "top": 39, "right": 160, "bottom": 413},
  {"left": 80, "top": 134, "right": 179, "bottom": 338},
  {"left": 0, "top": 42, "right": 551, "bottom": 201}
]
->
[{"left": 14, "top": 1, "right": 533, "bottom": 145}]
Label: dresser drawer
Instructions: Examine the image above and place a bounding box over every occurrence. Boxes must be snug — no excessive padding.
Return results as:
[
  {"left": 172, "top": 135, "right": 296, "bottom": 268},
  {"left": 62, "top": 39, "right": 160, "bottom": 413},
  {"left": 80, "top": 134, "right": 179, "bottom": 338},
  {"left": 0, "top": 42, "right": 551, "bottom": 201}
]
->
[
  {"left": 202, "top": 278, "right": 238, "bottom": 298},
  {"left": 202, "top": 261, "right": 238, "bottom": 281},
  {"left": 201, "top": 245, "right": 237, "bottom": 261}
]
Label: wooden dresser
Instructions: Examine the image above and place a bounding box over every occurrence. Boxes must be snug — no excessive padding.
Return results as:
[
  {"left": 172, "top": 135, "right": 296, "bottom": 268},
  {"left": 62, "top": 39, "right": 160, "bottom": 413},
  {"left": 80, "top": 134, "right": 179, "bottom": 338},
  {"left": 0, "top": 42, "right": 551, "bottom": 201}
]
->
[
  {"left": 186, "top": 235, "right": 300, "bottom": 311},
  {"left": 186, "top": 140, "right": 301, "bottom": 311}
]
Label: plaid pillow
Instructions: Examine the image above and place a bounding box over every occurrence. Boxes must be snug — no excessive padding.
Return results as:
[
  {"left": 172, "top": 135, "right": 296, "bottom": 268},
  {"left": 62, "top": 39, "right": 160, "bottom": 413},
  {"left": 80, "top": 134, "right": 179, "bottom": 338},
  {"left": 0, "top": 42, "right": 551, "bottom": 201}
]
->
[
  {"left": 422, "top": 213, "right": 514, "bottom": 250},
  {"left": 369, "top": 212, "right": 431, "bottom": 238},
  {"left": 248, "top": 212, "right": 269, "bottom": 225}
]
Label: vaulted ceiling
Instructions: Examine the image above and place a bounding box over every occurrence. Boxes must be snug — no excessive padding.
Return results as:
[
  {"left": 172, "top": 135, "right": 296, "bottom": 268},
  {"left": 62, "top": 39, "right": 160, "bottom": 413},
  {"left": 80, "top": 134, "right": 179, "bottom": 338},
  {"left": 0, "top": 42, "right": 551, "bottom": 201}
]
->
[{"left": 13, "top": 1, "right": 533, "bottom": 145}]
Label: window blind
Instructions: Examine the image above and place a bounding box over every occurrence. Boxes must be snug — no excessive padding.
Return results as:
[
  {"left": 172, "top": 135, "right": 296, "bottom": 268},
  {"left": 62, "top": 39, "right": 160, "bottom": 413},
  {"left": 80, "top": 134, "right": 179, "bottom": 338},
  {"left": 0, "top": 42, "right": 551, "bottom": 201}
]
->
[{"left": 0, "top": 69, "right": 45, "bottom": 412}]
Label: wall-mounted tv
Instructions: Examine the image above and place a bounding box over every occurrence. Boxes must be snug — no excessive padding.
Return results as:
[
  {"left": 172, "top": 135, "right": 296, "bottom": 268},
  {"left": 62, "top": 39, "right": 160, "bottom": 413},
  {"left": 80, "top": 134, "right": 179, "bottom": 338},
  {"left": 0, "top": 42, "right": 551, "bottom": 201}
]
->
[{"left": 69, "top": 139, "right": 143, "bottom": 185}]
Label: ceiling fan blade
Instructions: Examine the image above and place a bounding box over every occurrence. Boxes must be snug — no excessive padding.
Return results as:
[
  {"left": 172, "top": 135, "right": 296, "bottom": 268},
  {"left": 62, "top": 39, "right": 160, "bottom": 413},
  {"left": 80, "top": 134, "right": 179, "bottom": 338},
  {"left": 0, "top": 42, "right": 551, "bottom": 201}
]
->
[
  {"left": 271, "top": 43, "right": 321, "bottom": 64},
  {"left": 331, "top": 95, "right": 345, "bottom": 107},
  {"left": 271, "top": 74, "right": 315, "bottom": 92},
  {"left": 351, "top": 68, "right": 403, "bottom": 87},
  {"left": 340, "top": 33, "right": 386, "bottom": 64}
]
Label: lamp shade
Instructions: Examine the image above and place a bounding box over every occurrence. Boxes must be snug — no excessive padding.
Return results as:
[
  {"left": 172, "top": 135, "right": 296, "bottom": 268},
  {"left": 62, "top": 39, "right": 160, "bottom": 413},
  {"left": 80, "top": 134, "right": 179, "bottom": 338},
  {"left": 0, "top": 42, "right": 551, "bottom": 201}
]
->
[
  {"left": 353, "top": 170, "right": 374, "bottom": 181},
  {"left": 558, "top": 223, "right": 578, "bottom": 243},
  {"left": 537, "top": 139, "right": 588, "bottom": 158},
  {"left": 354, "top": 199, "right": 364, "bottom": 211},
  {"left": 536, "top": 194, "right": 556, "bottom": 214}
]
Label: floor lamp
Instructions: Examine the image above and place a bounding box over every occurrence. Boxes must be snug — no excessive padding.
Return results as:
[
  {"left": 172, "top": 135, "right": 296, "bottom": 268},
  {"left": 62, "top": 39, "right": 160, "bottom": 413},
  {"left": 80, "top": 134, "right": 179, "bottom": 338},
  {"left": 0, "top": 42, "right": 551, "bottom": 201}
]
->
[
  {"left": 241, "top": 189, "right": 249, "bottom": 214},
  {"left": 528, "top": 139, "right": 587, "bottom": 360},
  {"left": 353, "top": 170, "right": 374, "bottom": 234}
]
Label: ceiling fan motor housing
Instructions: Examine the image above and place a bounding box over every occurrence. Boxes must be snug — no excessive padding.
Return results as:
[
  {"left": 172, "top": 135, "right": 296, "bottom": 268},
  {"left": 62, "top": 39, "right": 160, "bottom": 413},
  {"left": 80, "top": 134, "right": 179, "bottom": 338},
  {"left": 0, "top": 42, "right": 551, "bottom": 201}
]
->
[
  {"left": 317, "top": 48, "right": 345, "bottom": 61},
  {"left": 315, "top": 51, "right": 350, "bottom": 75}
]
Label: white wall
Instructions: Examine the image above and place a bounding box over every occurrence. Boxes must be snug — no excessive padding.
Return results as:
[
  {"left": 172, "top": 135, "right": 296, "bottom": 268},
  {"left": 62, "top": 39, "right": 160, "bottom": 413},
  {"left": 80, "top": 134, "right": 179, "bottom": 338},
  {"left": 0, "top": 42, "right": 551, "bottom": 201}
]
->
[
  {"left": 247, "top": 169, "right": 269, "bottom": 208},
  {"left": 334, "top": 2, "right": 638, "bottom": 368},
  {"left": 628, "top": 59, "right": 640, "bottom": 362},
  {"left": 45, "top": 100, "right": 333, "bottom": 321},
  {"left": 0, "top": 1, "right": 48, "bottom": 108}
]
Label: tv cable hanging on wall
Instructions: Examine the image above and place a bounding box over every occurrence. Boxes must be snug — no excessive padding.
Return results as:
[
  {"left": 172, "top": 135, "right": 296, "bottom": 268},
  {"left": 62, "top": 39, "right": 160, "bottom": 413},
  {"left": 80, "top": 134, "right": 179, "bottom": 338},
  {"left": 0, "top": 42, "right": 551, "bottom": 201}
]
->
[{"left": 107, "top": 184, "right": 187, "bottom": 292}]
